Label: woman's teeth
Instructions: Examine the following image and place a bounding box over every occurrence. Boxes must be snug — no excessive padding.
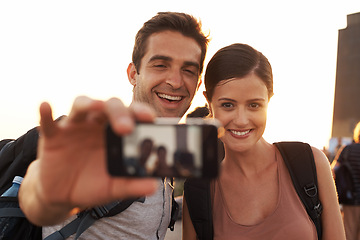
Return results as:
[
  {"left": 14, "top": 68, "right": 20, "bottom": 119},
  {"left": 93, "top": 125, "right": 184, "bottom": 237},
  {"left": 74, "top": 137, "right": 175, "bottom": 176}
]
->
[{"left": 230, "top": 129, "right": 251, "bottom": 136}]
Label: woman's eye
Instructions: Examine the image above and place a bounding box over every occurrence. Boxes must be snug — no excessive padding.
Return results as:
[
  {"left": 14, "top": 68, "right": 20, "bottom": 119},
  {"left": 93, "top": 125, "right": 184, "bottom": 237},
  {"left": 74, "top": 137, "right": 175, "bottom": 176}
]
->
[
  {"left": 221, "top": 103, "right": 233, "bottom": 108},
  {"left": 249, "top": 103, "right": 260, "bottom": 108}
]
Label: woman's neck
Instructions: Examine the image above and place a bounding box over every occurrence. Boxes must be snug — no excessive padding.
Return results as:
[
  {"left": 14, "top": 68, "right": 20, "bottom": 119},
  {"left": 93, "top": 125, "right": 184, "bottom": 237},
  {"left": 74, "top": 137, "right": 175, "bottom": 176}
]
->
[{"left": 221, "top": 139, "right": 275, "bottom": 179}]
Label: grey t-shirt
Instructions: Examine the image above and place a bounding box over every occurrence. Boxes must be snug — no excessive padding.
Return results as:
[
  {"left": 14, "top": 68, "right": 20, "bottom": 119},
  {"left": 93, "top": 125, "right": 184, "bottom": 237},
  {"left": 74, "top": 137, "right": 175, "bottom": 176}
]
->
[{"left": 42, "top": 178, "right": 173, "bottom": 240}]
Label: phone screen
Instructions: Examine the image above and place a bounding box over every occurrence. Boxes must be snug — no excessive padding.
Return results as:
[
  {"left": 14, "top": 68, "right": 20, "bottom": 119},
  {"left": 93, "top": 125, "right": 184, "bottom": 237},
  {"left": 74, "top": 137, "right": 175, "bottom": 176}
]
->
[{"left": 106, "top": 121, "right": 219, "bottom": 178}]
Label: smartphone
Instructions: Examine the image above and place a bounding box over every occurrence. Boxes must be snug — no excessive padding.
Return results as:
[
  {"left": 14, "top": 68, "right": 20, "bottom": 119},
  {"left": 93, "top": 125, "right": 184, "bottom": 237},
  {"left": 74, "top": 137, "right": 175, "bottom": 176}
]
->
[{"left": 106, "top": 118, "right": 222, "bottom": 178}]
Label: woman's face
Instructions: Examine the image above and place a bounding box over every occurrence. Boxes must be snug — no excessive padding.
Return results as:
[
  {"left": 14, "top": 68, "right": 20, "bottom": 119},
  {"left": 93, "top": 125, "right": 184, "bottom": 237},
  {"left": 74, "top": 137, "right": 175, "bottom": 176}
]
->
[{"left": 208, "top": 72, "right": 269, "bottom": 152}]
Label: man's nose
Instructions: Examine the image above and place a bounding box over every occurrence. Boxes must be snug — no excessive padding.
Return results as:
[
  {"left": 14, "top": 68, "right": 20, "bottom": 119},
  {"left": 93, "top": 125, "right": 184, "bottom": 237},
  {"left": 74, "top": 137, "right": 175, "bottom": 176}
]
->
[{"left": 165, "top": 69, "right": 184, "bottom": 89}]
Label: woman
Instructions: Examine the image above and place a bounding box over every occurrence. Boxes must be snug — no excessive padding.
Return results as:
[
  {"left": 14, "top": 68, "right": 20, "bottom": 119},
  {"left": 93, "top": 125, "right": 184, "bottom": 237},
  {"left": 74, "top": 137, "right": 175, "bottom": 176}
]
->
[{"left": 182, "top": 43, "right": 345, "bottom": 240}]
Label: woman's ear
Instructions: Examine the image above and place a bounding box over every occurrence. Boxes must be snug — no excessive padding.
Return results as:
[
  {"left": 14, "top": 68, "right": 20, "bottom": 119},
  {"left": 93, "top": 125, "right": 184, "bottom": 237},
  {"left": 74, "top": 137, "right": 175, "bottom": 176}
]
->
[
  {"left": 196, "top": 78, "right": 202, "bottom": 91},
  {"left": 127, "top": 62, "right": 137, "bottom": 86},
  {"left": 203, "top": 91, "right": 209, "bottom": 102},
  {"left": 203, "top": 91, "right": 213, "bottom": 117}
]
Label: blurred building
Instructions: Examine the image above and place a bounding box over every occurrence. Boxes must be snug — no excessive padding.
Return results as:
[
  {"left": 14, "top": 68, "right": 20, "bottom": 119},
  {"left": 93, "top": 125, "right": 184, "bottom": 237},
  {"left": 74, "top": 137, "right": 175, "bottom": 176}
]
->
[{"left": 332, "top": 12, "right": 360, "bottom": 138}]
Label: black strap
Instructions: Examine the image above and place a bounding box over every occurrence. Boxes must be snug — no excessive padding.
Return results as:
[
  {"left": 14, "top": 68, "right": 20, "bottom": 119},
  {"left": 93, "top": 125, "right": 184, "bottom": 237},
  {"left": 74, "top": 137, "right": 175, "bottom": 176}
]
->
[
  {"left": 168, "top": 178, "right": 179, "bottom": 231},
  {"left": 104, "top": 199, "right": 138, "bottom": 218},
  {"left": 45, "top": 199, "right": 137, "bottom": 240},
  {"left": 183, "top": 178, "right": 213, "bottom": 240},
  {"left": 0, "top": 207, "right": 25, "bottom": 218},
  {"left": 44, "top": 217, "right": 83, "bottom": 240},
  {"left": 274, "top": 142, "right": 322, "bottom": 240},
  {"left": 0, "top": 197, "right": 25, "bottom": 218}
]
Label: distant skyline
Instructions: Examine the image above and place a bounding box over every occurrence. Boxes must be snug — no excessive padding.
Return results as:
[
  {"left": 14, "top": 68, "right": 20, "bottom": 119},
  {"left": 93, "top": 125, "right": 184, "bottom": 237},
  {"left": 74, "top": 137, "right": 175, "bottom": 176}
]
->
[{"left": 1, "top": 0, "right": 360, "bottom": 149}]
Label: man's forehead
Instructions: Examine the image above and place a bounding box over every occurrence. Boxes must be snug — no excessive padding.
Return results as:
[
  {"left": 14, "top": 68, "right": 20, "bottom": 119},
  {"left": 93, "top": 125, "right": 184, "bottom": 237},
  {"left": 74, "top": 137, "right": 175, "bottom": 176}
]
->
[{"left": 144, "top": 31, "right": 202, "bottom": 62}]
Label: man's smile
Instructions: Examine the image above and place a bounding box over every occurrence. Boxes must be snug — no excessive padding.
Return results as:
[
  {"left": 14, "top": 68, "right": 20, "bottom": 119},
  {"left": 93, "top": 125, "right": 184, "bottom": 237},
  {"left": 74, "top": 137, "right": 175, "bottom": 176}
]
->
[{"left": 156, "top": 92, "right": 183, "bottom": 102}]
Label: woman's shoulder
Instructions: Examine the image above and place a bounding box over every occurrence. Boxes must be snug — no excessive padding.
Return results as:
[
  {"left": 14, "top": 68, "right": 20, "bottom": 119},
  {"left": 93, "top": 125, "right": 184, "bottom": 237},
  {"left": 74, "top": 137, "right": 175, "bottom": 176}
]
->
[{"left": 310, "top": 146, "right": 330, "bottom": 169}]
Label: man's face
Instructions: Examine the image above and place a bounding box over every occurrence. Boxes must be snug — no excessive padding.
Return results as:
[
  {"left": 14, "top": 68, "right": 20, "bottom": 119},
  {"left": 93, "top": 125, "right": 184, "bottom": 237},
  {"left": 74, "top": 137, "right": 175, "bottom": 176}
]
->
[{"left": 128, "top": 30, "right": 202, "bottom": 118}]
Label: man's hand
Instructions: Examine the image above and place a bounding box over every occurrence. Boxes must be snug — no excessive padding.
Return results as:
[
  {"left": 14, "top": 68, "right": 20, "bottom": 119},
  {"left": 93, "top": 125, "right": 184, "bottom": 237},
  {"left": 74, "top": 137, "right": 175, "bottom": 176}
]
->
[{"left": 19, "top": 96, "right": 158, "bottom": 226}]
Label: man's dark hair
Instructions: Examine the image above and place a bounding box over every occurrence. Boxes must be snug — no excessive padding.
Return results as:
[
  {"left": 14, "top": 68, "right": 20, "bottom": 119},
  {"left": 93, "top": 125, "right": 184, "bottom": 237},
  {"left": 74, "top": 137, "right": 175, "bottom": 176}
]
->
[{"left": 132, "top": 12, "right": 209, "bottom": 75}]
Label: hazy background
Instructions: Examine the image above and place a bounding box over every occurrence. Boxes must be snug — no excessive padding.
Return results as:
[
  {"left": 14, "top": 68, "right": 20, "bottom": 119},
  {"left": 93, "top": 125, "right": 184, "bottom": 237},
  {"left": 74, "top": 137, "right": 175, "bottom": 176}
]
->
[{"left": 1, "top": 0, "right": 360, "bottom": 149}]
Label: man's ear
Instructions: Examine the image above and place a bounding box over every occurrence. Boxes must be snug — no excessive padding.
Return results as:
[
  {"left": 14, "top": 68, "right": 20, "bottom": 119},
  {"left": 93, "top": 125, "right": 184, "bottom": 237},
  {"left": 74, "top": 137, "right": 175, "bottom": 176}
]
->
[
  {"left": 203, "top": 91, "right": 213, "bottom": 117},
  {"left": 127, "top": 62, "right": 137, "bottom": 86}
]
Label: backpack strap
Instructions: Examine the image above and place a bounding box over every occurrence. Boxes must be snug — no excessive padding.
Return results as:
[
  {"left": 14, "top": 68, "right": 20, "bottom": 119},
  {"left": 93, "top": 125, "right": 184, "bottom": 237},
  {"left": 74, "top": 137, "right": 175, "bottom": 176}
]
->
[
  {"left": 274, "top": 141, "right": 322, "bottom": 240},
  {"left": 183, "top": 178, "right": 213, "bottom": 240},
  {"left": 46, "top": 177, "right": 178, "bottom": 239},
  {"left": 168, "top": 177, "right": 179, "bottom": 231},
  {"left": 0, "top": 197, "right": 26, "bottom": 218},
  {"left": 0, "top": 206, "right": 25, "bottom": 218},
  {"left": 45, "top": 199, "right": 137, "bottom": 240}
]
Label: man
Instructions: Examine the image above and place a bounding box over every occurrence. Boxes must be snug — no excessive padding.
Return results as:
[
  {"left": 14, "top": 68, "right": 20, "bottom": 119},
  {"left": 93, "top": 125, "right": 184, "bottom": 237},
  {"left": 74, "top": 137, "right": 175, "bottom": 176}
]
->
[{"left": 18, "top": 12, "right": 209, "bottom": 239}]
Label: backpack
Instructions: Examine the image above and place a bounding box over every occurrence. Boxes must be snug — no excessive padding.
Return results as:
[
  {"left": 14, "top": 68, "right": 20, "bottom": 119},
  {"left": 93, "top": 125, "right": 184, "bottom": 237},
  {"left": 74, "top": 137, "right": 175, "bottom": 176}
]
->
[
  {"left": 334, "top": 145, "right": 355, "bottom": 204},
  {"left": 0, "top": 127, "right": 178, "bottom": 240},
  {"left": 184, "top": 141, "right": 322, "bottom": 240}
]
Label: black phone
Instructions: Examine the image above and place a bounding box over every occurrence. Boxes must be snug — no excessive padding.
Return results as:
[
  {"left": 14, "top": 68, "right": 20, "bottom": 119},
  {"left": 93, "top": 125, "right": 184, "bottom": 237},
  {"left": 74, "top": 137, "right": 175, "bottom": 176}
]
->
[{"left": 106, "top": 118, "right": 222, "bottom": 178}]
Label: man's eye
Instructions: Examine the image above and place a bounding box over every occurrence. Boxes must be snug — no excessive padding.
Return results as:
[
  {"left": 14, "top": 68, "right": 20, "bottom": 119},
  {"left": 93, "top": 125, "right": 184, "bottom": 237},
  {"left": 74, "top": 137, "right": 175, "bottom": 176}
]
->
[
  {"left": 154, "top": 64, "right": 166, "bottom": 68},
  {"left": 183, "top": 68, "right": 198, "bottom": 76}
]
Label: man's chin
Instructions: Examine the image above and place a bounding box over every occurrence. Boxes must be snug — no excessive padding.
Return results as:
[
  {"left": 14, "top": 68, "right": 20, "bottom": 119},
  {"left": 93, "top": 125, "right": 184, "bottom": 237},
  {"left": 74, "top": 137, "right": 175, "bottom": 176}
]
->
[{"left": 155, "top": 108, "right": 187, "bottom": 118}]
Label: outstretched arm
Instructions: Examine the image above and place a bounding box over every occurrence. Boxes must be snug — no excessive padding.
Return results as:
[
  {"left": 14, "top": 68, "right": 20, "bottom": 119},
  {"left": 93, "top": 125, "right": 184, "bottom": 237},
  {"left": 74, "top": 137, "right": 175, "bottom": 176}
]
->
[{"left": 19, "top": 96, "right": 158, "bottom": 226}]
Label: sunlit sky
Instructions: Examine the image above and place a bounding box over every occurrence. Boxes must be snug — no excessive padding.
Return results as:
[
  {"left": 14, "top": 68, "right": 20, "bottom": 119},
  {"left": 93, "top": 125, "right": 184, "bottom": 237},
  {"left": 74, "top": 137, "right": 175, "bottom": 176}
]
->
[{"left": 1, "top": 0, "right": 360, "bottom": 149}]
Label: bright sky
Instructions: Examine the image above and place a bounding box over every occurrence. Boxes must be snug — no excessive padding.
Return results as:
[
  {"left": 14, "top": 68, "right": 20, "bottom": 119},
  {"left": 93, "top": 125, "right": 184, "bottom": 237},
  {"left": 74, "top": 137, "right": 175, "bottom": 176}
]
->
[{"left": 1, "top": 0, "right": 360, "bottom": 149}]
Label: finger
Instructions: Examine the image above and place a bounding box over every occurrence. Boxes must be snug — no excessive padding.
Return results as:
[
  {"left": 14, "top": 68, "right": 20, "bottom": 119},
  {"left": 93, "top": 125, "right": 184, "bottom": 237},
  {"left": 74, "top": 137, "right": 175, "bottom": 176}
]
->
[
  {"left": 39, "top": 102, "right": 57, "bottom": 137},
  {"left": 129, "top": 102, "right": 156, "bottom": 123},
  {"left": 86, "top": 111, "right": 107, "bottom": 125},
  {"left": 68, "top": 96, "right": 105, "bottom": 123},
  {"left": 105, "top": 98, "right": 135, "bottom": 135},
  {"left": 111, "top": 178, "right": 158, "bottom": 199}
]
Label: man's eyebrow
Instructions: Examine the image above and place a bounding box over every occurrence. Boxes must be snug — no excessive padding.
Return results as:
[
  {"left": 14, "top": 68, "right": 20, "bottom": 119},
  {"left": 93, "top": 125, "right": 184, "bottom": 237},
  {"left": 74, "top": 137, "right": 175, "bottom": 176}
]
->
[
  {"left": 148, "top": 55, "right": 200, "bottom": 69},
  {"left": 149, "top": 55, "right": 172, "bottom": 62}
]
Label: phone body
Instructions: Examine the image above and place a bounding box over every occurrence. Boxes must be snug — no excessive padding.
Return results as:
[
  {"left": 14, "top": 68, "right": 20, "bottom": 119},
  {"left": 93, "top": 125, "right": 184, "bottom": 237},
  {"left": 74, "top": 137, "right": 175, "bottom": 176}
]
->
[{"left": 106, "top": 118, "right": 221, "bottom": 178}]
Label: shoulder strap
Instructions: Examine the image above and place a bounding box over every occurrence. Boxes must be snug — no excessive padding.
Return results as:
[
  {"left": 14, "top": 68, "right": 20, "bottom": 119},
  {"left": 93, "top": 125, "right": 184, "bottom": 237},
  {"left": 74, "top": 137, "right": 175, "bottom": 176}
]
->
[
  {"left": 0, "top": 197, "right": 26, "bottom": 218},
  {"left": 274, "top": 141, "right": 322, "bottom": 240},
  {"left": 45, "top": 199, "right": 137, "bottom": 240},
  {"left": 183, "top": 178, "right": 213, "bottom": 240},
  {"left": 168, "top": 177, "right": 179, "bottom": 231}
]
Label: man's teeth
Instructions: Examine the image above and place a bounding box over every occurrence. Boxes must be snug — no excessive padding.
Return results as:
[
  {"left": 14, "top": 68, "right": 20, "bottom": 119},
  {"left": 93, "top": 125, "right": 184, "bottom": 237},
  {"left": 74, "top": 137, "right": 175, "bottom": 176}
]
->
[
  {"left": 230, "top": 129, "right": 251, "bottom": 136},
  {"left": 158, "top": 93, "right": 182, "bottom": 101}
]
